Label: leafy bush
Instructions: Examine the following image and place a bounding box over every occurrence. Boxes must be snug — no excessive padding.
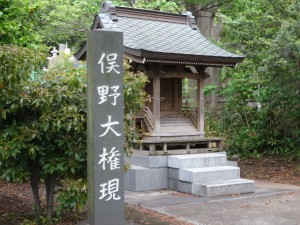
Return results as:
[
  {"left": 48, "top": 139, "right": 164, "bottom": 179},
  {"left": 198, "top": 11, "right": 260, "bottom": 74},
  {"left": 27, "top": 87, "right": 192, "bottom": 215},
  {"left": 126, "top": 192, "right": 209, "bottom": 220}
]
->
[
  {"left": 1, "top": 48, "right": 87, "bottom": 222},
  {"left": 0, "top": 46, "right": 148, "bottom": 222},
  {"left": 214, "top": 1, "right": 300, "bottom": 159},
  {"left": 55, "top": 179, "right": 87, "bottom": 220},
  {"left": 123, "top": 62, "right": 149, "bottom": 154}
]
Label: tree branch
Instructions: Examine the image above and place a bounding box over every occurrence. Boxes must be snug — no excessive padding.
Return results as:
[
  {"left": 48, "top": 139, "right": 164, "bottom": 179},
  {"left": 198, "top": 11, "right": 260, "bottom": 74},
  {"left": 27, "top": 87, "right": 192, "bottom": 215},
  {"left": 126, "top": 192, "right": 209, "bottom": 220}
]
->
[
  {"left": 48, "top": 15, "right": 91, "bottom": 32},
  {"left": 193, "top": 0, "right": 233, "bottom": 13},
  {"left": 51, "top": 25, "right": 89, "bottom": 33}
]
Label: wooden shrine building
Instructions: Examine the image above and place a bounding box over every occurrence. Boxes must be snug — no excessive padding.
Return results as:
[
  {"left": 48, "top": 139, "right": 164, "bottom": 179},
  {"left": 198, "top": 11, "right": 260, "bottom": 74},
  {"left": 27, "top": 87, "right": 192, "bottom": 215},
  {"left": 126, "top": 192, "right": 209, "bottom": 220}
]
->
[{"left": 75, "top": 1, "right": 244, "bottom": 155}]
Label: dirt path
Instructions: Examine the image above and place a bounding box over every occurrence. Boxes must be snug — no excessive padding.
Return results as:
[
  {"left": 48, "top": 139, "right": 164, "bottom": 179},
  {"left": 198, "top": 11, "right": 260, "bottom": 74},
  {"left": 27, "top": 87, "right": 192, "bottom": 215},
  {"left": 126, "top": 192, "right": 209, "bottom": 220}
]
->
[{"left": 238, "top": 157, "right": 300, "bottom": 185}]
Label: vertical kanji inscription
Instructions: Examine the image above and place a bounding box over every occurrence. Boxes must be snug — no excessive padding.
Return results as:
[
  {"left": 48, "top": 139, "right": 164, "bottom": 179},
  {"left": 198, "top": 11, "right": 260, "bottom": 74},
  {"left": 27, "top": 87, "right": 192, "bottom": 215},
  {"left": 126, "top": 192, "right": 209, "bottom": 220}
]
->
[{"left": 87, "top": 30, "right": 124, "bottom": 225}]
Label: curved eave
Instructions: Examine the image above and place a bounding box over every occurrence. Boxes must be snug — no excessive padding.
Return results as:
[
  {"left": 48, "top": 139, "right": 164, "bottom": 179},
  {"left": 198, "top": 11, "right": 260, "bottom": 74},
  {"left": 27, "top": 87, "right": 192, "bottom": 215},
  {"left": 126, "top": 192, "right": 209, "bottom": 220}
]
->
[
  {"left": 75, "top": 44, "right": 244, "bottom": 68},
  {"left": 125, "top": 47, "right": 244, "bottom": 68},
  {"left": 145, "top": 58, "right": 239, "bottom": 68}
]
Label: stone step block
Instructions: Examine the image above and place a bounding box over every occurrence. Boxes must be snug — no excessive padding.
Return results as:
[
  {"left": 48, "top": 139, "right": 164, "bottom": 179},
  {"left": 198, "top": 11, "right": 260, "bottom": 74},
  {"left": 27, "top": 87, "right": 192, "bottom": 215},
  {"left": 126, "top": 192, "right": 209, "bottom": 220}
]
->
[
  {"left": 168, "top": 168, "right": 179, "bottom": 180},
  {"left": 179, "top": 166, "right": 240, "bottom": 183},
  {"left": 199, "top": 179, "right": 255, "bottom": 197},
  {"left": 169, "top": 179, "right": 199, "bottom": 194},
  {"left": 125, "top": 155, "right": 168, "bottom": 168},
  {"left": 168, "top": 153, "right": 227, "bottom": 169},
  {"left": 227, "top": 160, "right": 238, "bottom": 167},
  {"left": 169, "top": 178, "right": 254, "bottom": 197},
  {"left": 125, "top": 165, "right": 168, "bottom": 192}
]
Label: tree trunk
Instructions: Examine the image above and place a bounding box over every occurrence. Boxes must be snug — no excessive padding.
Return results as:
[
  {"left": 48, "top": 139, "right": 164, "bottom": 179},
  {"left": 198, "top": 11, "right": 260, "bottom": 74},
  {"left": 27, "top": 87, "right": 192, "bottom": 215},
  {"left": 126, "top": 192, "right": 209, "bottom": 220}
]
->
[
  {"left": 29, "top": 163, "right": 42, "bottom": 219},
  {"left": 189, "top": 4, "right": 223, "bottom": 109},
  {"left": 45, "top": 173, "right": 57, "bottom": 222}
]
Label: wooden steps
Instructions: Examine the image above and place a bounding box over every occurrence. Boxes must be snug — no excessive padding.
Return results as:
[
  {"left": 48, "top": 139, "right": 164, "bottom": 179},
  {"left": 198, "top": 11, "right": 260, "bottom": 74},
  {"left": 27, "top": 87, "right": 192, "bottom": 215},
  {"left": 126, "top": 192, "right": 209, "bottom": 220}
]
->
[
  {"left": 142, "top": 112, "right": 199, "bottom": 135},
  {"left": 160, "top": 117, "right": 197, "bottom": 133}
]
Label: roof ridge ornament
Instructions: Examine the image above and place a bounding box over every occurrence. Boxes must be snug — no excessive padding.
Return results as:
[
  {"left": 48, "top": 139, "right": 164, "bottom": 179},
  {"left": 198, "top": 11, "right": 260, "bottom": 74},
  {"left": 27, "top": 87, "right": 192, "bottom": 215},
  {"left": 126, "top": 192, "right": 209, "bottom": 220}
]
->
[
  {"left": 101, "top": 1, "right": 118, "bottom": 21},
  {"left": 182, "top": 11, "right": 197, "bottom": 30}
]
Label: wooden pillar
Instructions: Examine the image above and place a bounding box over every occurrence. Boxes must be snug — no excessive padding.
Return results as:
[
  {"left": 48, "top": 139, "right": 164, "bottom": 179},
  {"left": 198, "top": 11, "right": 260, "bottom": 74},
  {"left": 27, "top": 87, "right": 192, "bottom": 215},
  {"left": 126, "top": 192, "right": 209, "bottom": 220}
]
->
[
  {"left": 174, "top": 80, "right": 179, "bottom": 111},
  {"left": 197, "top": 78, "right": 205, "bottom": 136},
  {"left": 177, "top": 78, "right": 183, "bottom": 113},
  {"left": 153, "top": 77, "right": 160, "bottom": 133}
]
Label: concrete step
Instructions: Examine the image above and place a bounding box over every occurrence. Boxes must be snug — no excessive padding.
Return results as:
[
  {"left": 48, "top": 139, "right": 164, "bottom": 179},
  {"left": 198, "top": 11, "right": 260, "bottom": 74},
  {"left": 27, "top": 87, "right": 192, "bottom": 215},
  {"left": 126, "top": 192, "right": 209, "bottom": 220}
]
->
[
  {"left": 199, "top": 179, "right": 255, "bottom": 197},
  {"left": 168, "top": 153, "right": 227, "bottom": 169},
  {"left": 125, "top": 165, "right": 168, "bottom": 191},
  {"left": 169, "top": 178, "right": 254, "bottom": 197},
  {"left": 125, "top": 155, "right": 167, "bottom": 168},
  {"left": 179, "top": 166, "right": 240, "bottom": 183},
  {"left": 227, "top": 160, "right": 238, "bottom": 167}
]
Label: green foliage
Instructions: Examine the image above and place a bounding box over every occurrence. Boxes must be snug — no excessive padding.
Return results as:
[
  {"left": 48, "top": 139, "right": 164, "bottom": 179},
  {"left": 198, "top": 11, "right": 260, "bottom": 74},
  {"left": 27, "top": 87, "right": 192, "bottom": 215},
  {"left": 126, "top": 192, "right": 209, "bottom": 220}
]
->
[
  {"left": 22, "top": 216, "right": 50, "bottom": 225},
  {"left": 1, "top": 61, "right": 87, "bottom": 183},
  {"left": 117, "top": 0, "right": 231, "bottom": 13},
  {"left": 35, "top": 65, "right": 88, "bottom": 177},
  {"left": 0, "top": 0, "right": 234, "bottom": 50},
  {"left": 56, "top": 179, "right": 87, "bottom": 219},
  {"left": 0, "top": 0, "right": 46, "bottom": 48},
  {"left": 0, "top": 0, "right": 101, "bottom": 49},
  {"left": 135, "top": 0, "right": 183, "bottom": 12},
  {"left": 0, "top": 45, "right": 46, "bottom": 182},
  {"left": 40, "top": 0, "right": 102, "bottom": 49},
  {"left": 0, "top": 48, "right": 87, "bottom": 221},
  {"left": 215, "top": 0, "right": 300, "bottom": 159},
  {"left": 204, "top": 84, "right": 218, "bottom": 96},
  {"left": 182, "top": 78, "right": 196, "bottom": 108},
  {"left": 124, "top": 62, "right": 149, "bottom": 155},
  {"left": 0, "top": 48, "right": 148, "bottom": 220},
  {"left": 0, "top": 45, "right": 46, "bottom": 88}
]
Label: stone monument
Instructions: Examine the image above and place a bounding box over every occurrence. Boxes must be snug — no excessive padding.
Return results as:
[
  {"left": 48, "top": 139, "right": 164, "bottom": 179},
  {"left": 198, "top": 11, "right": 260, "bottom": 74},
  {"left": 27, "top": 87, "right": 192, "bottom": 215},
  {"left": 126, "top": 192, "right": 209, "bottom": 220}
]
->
[{"left": 87, "top": 29, "right": 124, "bottom": 225}]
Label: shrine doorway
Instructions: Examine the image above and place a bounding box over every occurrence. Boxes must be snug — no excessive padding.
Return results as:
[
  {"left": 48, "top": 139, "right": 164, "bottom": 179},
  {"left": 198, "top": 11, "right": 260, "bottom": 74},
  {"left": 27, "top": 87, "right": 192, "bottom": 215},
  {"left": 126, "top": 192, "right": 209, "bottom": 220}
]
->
[
  {"left": 146, "top": 78, "right": 182, "bottom": 115},
  {"left": 160, "top": 78, "right": 183, "bottom": 118}
]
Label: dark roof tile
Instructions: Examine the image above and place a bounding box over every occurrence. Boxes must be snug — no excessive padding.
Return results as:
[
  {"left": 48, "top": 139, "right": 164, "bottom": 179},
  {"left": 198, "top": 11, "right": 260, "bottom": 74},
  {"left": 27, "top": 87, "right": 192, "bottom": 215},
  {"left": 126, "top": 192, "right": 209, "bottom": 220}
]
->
[
  {"left": 100, "top": 15, "right": 239, "bottom": 58},
  {"left": 75, "top": 3, "right": 244, "bottom": 67}
]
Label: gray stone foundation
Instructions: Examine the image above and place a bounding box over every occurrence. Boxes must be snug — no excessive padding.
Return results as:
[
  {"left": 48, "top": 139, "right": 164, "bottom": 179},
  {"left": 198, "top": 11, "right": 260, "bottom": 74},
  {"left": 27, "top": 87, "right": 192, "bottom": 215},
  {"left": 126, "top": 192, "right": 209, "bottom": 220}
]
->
[{"left": 125, "top": 153, "right": 254, "bottom": 197}]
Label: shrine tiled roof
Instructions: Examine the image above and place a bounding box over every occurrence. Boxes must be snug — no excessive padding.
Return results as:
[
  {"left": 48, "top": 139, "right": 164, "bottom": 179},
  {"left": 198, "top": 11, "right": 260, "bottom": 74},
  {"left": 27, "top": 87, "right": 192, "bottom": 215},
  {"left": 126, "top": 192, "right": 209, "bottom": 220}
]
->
[{"left": 75, "top": 1, "right": 244, "bottom": 67}]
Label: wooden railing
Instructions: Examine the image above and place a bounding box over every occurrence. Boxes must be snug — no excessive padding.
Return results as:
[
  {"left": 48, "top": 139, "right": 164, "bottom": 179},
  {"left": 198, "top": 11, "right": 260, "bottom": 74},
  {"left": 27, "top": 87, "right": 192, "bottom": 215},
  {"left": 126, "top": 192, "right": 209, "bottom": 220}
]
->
[
  {"left": 143, "top": 107, "right": 154, "bottom": 132},
  {"left": 189, "top": 107, "right": 197, "bottom": 127}
]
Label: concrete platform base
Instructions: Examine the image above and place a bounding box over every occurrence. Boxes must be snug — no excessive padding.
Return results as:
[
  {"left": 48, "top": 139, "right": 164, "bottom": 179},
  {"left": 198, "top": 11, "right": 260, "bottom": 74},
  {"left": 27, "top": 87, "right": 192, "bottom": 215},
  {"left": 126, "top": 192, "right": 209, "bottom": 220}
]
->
[
  {"left": 125, "top": 152, "right": 254, "bottom": 197},
  {"left": 125, "top": 165, "right": 168, "bottom": 191}
]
